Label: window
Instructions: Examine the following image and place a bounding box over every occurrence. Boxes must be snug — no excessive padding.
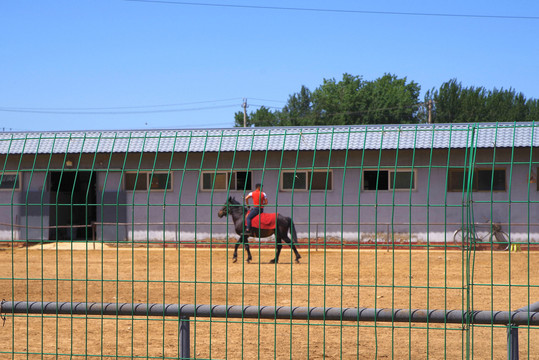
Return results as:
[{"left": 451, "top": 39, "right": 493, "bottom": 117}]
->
[
  {"left": 126, "top": 172, "right": 172, "bottom": 191},
  {"left": 232, "top": 171, "right": 252, "bottom": 191},
  {"left": 0, "top": 173, "right": 20, "bottom": 191},
  {"left": 281, "top": 170, "right": 332, "bottom": 191},
  {"left": 477, "top": 169, "right": 505, "bottom": 191},
  {"left": 201, "top": 171, "right": 252, "bottom": 191},
  {"left": 149, "top": 173, "right": 172, "bottom": 190},
  {"left": 448, "top": 168, "right": 506, "bottom": 192},
  {"left": 363, "top": 170, "right": 415, "bottom": 191},
  {"left": 390, "top": 170, "right": 415, "bottom": 190},
  {"left": 448, "top": 169, "right": 469, "bottom": 192},
  {"left": 310, "top": 171, "right": 332, "bottom": 190},
  {"left": 202, "top": 172, "right": 227, "bottom": 191},
  {"left": 282, "top": 172, "right": 307, "bottom": 190},
  {"left": 363, "top": 170, "right": 388, "bottom": 191}
]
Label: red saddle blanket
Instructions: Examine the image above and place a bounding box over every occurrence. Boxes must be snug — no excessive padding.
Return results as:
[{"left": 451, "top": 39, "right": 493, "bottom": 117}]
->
[{"left": 246, "top": 211, "right": 278, "bottom": 230}]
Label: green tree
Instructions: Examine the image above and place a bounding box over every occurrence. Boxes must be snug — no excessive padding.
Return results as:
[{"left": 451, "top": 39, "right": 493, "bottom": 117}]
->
[
  {"left": 311, "top": 73, "right": 420, "bottom": 125},
  {"left": 280, "top": 85, "right": 314, "bottom": 126},
  {"left": 234, "top": 106, "right": 279, "bottom": 127},
  {"left": 359, "top": 74, "right": 420, "bottom": 124},
  {"left": 310, "top": 73, "right": 365, "bottom": 125},
  {"left": 426, "top": 79, "right": 539, "bottom": 123},
  {"left": 235, "top": 74, "right": 539, "bottom": 127},
  {"left": 485, "top": 88, "right": 528, "bottom": 122},
  {"left": 427, "top": 79, "right": 488, "bottom": 123},
  {"left": 526, "top": 99, "right": 539, "bottom": 121}
]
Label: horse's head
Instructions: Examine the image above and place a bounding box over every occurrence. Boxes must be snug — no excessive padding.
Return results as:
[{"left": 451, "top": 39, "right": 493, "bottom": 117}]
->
[{"left": 217, "top": 196, "right": 238, "bottom": 218}]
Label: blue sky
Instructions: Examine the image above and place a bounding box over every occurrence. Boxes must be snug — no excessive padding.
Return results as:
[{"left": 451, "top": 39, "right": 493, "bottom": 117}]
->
[{"left": 1, "top": 1, "right": 538, "bottom": 131}]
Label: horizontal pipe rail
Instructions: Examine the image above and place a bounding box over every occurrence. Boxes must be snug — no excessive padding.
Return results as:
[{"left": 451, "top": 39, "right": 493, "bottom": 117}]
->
[
  {"left": 508, "top": 301, "right": 539, "bottom": 360},
  {"left": 2, "top": 301, "right": 539, "bottom": 326}
]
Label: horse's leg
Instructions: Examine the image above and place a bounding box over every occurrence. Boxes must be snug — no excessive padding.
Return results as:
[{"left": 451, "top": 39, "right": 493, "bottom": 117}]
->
[
  {"left": 281, "top": 232, "right": 301, "bottom": 264},
  {"left": 233, "top": 237, "right": 242, "bottom": 263},
  {"left": 270, "top": 235, "right": 283, "bottom": 264},
  {"left": 289, "top": 236, "right": 301, "bottom": 264},
  {"left": 291, "top": 242, "right": 301, "bottom": 263},
  {"left": 243, "top": 236, "right": 253, "bottom": 263}
]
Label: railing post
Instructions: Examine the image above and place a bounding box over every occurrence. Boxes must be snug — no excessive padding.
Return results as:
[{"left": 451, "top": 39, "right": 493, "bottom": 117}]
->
[
  {"left": 180, "top": 316, "right": 190, "bottom": 359},
  {"left": 507, "top": 324, "right": 519, "bottom": 360},
  {"left": 508, "top": 301, "right": 539, "bottom": 360}
]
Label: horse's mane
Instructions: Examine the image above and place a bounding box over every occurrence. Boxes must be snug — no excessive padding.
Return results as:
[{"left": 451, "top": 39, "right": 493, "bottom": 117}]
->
[
  {"left": 226, "top": 196, "right": 247, "bottom": 217},
  {"left": 228, "top": 196, "right": 241, "bottom": 205}
]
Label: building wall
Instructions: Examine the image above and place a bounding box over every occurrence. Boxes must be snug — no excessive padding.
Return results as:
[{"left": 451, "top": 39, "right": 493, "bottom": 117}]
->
[{"left": 1, "top": 147, "right": 538, "bottom": 243}]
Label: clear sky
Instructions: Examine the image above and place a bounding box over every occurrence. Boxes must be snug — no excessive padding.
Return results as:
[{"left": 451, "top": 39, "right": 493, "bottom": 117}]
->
[{"left": 1, "top": 1, "right": 538, "bottom": 132}]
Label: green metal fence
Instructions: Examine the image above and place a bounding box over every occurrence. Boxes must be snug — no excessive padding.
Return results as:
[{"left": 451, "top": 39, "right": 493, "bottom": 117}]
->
[{"left": 0, "top": 122, "right": 538, "bottom": 359}]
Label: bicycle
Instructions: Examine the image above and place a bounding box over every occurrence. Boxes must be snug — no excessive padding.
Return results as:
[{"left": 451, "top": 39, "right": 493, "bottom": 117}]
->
[{"left": 452, "top": 221, "right": 509, "bottom": 251}]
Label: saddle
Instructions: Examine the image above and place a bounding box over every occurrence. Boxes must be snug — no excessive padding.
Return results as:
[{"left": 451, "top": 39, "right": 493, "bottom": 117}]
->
[{"left": 245, "top": 210, "right": 278, "bottom": 230}]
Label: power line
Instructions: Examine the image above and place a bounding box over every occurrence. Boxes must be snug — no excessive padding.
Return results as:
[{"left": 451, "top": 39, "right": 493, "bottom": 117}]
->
[
  {"left": 0, "top": 104, "right": 239, "bottom": 115},
  {"left": 125, "top": 0, "right": 539, "bottom": 21},
  {"left": 0, "top": 98, "right": 242, "bottom": 112},
  {"left": 249, "top": 98, "right": 287, "bottom": 104},
  {"left": 249, "top": 104, "right": 282, "bottom": 110}
]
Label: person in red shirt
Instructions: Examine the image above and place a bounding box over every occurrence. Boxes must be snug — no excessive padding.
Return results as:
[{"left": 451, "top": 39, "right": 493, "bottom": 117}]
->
[{"left": 244, "top": 183, "right": 268, "bottom": 232}]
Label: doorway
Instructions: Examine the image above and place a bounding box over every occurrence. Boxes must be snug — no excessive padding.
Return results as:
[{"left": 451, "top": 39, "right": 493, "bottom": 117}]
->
[{"left": 49, "top": 171, "right": 97, "bottom": 241}]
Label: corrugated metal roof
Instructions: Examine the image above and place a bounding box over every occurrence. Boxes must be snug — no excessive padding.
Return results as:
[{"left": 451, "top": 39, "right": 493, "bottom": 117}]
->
[{"left": 0, "top": 123, "right": 537, "bottom": 155}]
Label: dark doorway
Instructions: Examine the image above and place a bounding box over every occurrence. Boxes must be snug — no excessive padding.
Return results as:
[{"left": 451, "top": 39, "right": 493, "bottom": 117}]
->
[{"left": 49, "top": 171, "right": 97, "bottom": 241}]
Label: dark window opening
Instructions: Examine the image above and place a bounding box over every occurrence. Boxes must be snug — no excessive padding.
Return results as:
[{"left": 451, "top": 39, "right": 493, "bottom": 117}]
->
[
  {"left": 0, "top": 173, "right": 20, "bottom": 190},
  {"left": 281, "top": 170, "right": 333, "bottom": 191},
  {"left": 309, "top": 171, "right": 332, "bottom": 191},
  {"left": 282, "top": 172, "right": 307, "bottom": 190},
  {"left": 448, "top": 169, "right": 470, "bottom": 192},
  {"left": 477, "top": 169, "right": 505, "bottom": 191},
  {"left": 448, "top": 168, "right": 506, "bottom": 192},
  {"left": 390, "top": 171, "right": 415, "bottom": 190},
  {"left": 125, "top": 172, "right": 172, "bottom": 191},
  {"left": 234, "top": 171, "right": 252, "bottom": 191},
  {"left": 149, "top": 173, "right": 172, "bottom": 190},
  {"left": 125, "top": 173, "right": 148, "bottom": 191},
  {"left": 202, "top": 172, "right": 228, "bottom": 190},
  {"left": 363, "top": 170, "right": 389, "bottom": 191}
]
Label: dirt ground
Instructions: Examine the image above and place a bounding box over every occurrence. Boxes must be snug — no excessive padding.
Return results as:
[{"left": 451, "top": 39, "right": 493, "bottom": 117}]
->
[{"left": 0, "top": 242, "right": 538, "bottom": 359}]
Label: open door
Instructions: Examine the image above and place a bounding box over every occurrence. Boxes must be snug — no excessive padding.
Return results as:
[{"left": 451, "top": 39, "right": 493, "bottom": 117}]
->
[{"left": 49, "top": 171, "right": 96, "bottom": 241}]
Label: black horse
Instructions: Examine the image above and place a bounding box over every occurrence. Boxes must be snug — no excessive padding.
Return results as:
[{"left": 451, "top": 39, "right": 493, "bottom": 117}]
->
[{"left": 217, "top": 197, "right": 301, "bottom": 264}]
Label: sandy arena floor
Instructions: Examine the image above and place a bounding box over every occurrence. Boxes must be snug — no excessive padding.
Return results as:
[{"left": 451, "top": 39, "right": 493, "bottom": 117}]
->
[{"left": 0, "top": 243, "right": 538, "bottom": 359}]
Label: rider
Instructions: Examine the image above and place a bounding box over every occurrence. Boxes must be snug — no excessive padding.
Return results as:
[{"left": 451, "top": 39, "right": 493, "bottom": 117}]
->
[{"left": 244, "top": 183, "right": 268, "bottom": 233}]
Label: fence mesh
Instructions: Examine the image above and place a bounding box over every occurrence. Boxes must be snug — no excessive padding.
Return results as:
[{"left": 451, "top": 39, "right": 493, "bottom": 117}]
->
[{"left": 0, "top": 122, "right": 538, "bottom": 359}]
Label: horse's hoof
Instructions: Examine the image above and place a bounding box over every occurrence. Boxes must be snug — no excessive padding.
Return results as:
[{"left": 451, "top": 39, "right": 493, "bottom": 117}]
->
[
  {"left": 269, "top": 259, "right": 276, "bottom": 264},
  {"left": 295, "top": 259, "right": 300, "bottom": 264},
  {"left": 247, "top": 259, "right": 251, "bottom": 264},
  {"left": 232, "top": 257, "right": 237, "bottom": 263}
]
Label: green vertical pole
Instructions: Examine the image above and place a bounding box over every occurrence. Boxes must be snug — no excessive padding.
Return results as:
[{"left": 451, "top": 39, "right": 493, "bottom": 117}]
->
[
  {"left": 161, "top": 132, "right": 177, "bottom": 359},
  {"left": 338, "top": 127, "right": 352, "bottom": 357},
  {"left": 356, "top": 126, "right": 368, "bottom": 359},
  {"left": 442, "top": 124, "right": 454, "bottom": 359},
  {"left": 373, "top": 125, "right": 386, "bottom": 359},
  {"left": 389, "top": 126, "right": 403, "bottom": 359},
  {"left": 424, "top": 124, "right": 436, "bottom": 358},
  {"left": 207, "top": 129, "right": 226, "bottom": 360},
  {"left": 175, "top": 130, "right": 194, "bottom": 358},
  {"left": 465, "top": 124, "right": 478, "bottom": 359}
]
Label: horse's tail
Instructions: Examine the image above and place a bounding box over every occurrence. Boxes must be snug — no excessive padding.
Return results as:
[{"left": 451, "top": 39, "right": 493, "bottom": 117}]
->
[{"left": 289, "top": 217, "right": 298, "bottom": 243}]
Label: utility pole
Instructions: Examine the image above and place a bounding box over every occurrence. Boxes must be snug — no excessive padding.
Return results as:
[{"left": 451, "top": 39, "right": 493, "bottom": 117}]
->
[
  {"left": 427, "top": 99, "right": 433, "bottom": 124},
  {"left": 242, "top": 98, "right": 248, "bottom": 127}
]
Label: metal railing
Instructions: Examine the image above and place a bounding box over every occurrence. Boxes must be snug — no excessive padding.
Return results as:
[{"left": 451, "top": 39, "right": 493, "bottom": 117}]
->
[{"left": 3, "top": 300, "right": 539, "bottom": 360}]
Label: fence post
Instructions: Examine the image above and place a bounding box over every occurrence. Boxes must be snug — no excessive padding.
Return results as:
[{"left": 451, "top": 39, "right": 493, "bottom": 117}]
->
[
  {"left": 507, "top": 324, "right": 519, "bottom": 360},
  {"left": 507, "top": 301, "right": 539, "bottom": 360},
  {"left": 180, "top": 316, "right": 190, "bottom": 359}
]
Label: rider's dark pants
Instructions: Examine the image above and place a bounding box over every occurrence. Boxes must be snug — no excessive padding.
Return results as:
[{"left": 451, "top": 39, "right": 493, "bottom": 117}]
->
[{"left": 246, "top": 207, "right": 263, "bottom": 231}]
